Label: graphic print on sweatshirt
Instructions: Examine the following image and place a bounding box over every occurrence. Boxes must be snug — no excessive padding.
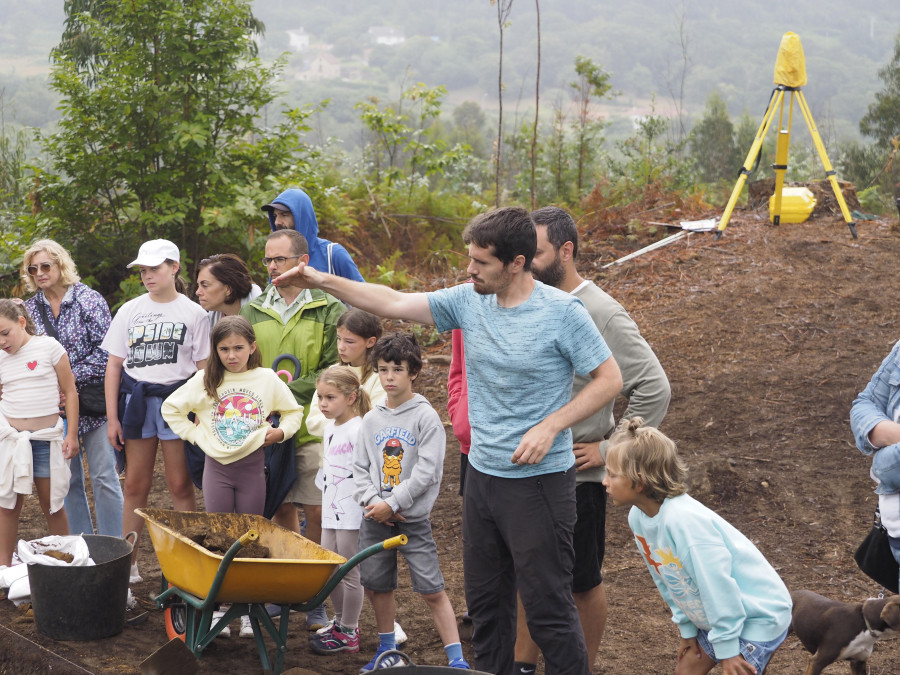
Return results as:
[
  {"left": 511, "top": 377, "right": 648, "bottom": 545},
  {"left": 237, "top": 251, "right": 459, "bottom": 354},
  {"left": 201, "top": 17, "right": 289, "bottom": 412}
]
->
[
  {"left": 212, "top": 388, "right": 265, "bottom": 447},
  {"left": 323, "top": 433, "right": 355, "bottom": 522},
  {"left": 375, "top": 426, "right": 418, "bottom": 492},
  {"left": 126, "top": 311, "right": 187, "bottom": 368},
  {"left": 636, "top": 535, "right": 708, "bottom": 628}
]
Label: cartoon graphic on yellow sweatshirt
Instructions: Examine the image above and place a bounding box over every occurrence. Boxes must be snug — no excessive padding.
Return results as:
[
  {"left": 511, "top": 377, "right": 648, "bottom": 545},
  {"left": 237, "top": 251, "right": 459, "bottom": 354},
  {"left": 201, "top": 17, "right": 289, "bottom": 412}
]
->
[{"left": 382, "top": 438, "right": 404, "bottom": 490}]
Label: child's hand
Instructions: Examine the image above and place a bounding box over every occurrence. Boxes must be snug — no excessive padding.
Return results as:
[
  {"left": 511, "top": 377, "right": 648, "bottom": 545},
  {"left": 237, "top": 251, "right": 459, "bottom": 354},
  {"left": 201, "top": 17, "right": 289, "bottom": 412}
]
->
[
  {"left": 62, "top": 433, "right": 79, "bottom": 460},
  {"left": 264, "top": 427, "right": 285, "bottom": 446},
  {"left": 364, "top": 501, "right": 402, "bottom": 525},
  {"left": 720, "top": 656, "right": 756, "bottom": 675},
  {"left": 107, "top": 418, "right": 124, "bottom": 450}
]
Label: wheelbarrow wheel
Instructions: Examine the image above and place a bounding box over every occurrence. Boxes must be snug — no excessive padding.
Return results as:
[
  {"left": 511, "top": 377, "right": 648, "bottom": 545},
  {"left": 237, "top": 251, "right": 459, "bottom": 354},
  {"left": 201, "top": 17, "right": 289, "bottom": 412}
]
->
[{"left": 164, "top": 589, "right": 188, "bottom": 641}]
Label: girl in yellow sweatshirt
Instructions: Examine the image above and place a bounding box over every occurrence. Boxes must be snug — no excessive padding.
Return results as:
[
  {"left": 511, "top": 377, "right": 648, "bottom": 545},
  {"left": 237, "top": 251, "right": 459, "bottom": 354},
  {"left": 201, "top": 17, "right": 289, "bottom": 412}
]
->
[{"left": 162, "top": 316, "right": 303, "bottom": 515}]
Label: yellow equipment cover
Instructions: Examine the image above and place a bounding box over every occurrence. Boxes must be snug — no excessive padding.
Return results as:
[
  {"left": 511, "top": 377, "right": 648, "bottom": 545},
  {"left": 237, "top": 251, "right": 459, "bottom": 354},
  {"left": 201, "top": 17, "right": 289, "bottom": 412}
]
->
[{"left": 773, "top": 32, "right": 807, "bottom": 87}]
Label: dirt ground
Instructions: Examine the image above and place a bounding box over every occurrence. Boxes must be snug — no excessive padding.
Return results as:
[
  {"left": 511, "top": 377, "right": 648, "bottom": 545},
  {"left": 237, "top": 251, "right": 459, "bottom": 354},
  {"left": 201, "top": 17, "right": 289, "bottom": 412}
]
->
[{"left": 3, "top": 208, "right": 900, "bottom": 674}]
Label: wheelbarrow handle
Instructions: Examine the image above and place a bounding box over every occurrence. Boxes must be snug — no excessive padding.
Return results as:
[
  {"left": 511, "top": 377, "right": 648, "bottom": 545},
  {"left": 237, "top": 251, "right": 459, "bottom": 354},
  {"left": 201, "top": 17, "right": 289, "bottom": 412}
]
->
[
  {"left": 382, "top": 534, "right": 408, "bottom": 550},
  {"left": 290, "top": 535, "right": 408, "bottom": 612},
  {"left": 190, "top": 529, "right": 260, "bottom": 612},
  {"left": 149, "top": 528, "right": 260, "bottom": 613}
]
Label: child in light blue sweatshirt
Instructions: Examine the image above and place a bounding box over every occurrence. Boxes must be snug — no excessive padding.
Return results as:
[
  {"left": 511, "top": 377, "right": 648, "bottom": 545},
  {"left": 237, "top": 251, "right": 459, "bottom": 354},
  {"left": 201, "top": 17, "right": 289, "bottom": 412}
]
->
[{"left": 603, "top": 418, "right": 791, "bottom": 675}]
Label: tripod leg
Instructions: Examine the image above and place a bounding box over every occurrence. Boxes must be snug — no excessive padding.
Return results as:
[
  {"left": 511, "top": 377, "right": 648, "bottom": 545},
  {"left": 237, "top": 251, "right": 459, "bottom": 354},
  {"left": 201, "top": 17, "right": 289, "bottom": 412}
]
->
[
  {"left": 716, "top": 90, "right": 784, "bottom": 238},
  {"left": 796, "top": 91, "right": 858, "bottom": 238},
  {"left": 770, "top": 92, "right": 794, "bottom": 226}
]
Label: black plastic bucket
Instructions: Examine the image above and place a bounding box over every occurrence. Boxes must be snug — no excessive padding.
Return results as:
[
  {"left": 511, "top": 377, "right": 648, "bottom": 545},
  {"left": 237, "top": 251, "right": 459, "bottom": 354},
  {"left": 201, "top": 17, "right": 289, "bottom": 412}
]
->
[{"left": 28, "top": 533, "right": 134, "bottom": 640}]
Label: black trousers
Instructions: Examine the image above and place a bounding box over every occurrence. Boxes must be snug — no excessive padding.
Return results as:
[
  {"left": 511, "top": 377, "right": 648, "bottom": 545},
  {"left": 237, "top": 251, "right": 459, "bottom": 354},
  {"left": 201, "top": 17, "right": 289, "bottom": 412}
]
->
[{"left": 462, "top": 465, "right": 589, "bottom": 675}]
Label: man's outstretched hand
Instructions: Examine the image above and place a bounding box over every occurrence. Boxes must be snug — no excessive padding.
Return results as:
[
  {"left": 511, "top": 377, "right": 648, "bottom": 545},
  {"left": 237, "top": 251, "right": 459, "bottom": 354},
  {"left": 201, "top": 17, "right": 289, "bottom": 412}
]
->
[{"left": 273, "top": 261, "right": 320, "bottom": 288}]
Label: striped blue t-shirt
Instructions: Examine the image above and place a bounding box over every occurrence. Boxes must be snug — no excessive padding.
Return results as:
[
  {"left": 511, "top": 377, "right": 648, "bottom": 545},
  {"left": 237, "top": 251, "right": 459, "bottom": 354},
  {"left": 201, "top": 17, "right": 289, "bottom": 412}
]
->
[{"left": 429, "top": 280, "right": 612, "bottom": 477}]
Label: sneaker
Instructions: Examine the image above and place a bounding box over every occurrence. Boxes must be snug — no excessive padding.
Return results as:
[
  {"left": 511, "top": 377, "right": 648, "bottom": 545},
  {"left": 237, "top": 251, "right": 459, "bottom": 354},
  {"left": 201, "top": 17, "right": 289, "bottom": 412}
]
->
[
  {"left": 129, "top": 563, "right": 142, "bottom": 584},
  {"left": 306, "top": 604, "right": 329, "bottom": 631},
  {"left": 310, "top": 625, "right": 360, "bottom": 654},
  {"left": 125, "top": 588, "right": 137, "bottom": 611},
  {"left": 359, "top": 647, "right": 404, "bottom": 672},
  {"left": 315, "top": 617, "right": 336, "bottom": 635},
  {"left": 239, "top": 615, "right": 254, "bottom": 638},
  {"left": 393, "top": 621, "right": 408, "bottom": 645},
  {"left": 212, "top": 610, "right": 231, "bottom": 638},
  {"left": 266, "top": 603, "right": 285, "bottom": 618},
  {"left": 448, "top": 657, "right": 471, "bottom": 669}
]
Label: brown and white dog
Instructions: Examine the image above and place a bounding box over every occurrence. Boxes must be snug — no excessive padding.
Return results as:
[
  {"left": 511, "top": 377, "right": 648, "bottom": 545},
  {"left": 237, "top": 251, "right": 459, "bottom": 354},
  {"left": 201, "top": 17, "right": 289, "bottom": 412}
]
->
[{"left": 791, "top": 589, "right": 900, "bottom": 674}]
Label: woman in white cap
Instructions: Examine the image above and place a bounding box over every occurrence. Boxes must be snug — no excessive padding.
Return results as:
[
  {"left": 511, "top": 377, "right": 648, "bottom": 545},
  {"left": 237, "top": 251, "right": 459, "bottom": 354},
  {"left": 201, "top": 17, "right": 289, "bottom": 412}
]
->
[{"left": 101, "top": 239, "right": 210, "bottom": 580}]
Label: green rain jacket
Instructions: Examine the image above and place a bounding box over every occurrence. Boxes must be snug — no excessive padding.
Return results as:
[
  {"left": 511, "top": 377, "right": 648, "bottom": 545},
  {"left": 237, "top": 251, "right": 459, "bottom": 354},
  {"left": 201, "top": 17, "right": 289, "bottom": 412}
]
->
[{"left": 240, "top": 286, "right": 344, "bottom": 445}]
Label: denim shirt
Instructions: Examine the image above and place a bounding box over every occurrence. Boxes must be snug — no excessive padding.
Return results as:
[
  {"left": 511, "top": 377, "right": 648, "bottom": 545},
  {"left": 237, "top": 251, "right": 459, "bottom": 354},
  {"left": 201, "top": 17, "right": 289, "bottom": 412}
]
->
[{"left": 850, "top": 339, "right": 900, "bottom": 494}]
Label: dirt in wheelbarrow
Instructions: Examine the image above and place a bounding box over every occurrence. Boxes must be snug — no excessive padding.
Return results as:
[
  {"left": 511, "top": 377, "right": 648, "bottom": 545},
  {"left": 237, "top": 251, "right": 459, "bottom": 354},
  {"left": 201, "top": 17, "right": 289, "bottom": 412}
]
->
[{"left": 4, "top": 212, "right": 900, "bottom": 673}]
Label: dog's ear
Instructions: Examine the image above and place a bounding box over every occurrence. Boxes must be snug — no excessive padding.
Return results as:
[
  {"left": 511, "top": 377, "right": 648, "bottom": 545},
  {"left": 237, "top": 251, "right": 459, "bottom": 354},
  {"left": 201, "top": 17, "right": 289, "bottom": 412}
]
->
[{"left": 881, "top": 599, "right": 900, "bottom": 630}]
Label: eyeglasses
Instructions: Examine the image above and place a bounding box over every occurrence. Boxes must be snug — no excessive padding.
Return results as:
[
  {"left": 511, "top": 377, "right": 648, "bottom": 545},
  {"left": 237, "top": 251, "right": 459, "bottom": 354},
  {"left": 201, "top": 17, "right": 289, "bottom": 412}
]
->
[
  {"left": 26, "top": 262, "right": 56, "bottom": 276},
  {"left": 262, "top": 255, "right": 302, "bottom": 266}
]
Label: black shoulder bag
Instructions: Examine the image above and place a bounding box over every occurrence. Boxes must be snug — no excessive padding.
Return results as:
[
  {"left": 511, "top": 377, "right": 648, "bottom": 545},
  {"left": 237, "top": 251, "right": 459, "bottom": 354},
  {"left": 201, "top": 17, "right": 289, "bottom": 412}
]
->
[
  {"left": 854, "top": 506, "right": 900, "bottom": 593},
  {"left": 36, "top": 298, "right": 107, "bottom": 417}
]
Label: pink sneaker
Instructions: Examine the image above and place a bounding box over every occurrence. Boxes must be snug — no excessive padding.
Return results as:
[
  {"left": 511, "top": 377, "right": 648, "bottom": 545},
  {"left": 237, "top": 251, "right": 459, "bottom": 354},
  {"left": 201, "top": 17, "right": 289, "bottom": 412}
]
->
[{"left": 309, "top": 624, "right": 360, "bottom": 654}]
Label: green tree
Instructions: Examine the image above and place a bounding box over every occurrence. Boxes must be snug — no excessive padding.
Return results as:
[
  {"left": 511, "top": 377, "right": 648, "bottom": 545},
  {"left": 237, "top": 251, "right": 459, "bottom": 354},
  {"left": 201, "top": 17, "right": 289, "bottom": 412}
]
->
[
  {"left": 570, "top": 55, "right": 614, "bottom": 195},
  {"left": 860, "top": 32, "right": 900, "bottom": 148},
  {"left": 689, "top": 91, "right": 738, "bottom": 184},
  {"left": 31, "top": 0, "right": 301, "bottom": 297},
  {"left": 859, "top": 31, "right": 900, "bottom": 199}
]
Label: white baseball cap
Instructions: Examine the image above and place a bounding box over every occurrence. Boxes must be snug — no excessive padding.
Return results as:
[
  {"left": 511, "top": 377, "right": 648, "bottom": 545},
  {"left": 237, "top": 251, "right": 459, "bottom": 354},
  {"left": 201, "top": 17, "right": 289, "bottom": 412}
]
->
[{"left": 126, "top": 239, "right": 180, "bottom": 268}]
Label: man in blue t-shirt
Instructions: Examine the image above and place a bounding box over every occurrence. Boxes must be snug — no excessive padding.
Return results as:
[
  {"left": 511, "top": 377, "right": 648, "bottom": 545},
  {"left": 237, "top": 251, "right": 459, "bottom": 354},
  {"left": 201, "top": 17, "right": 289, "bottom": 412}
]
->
[{"left": 271, "top": 206, "right": 622, "bottom": 675}]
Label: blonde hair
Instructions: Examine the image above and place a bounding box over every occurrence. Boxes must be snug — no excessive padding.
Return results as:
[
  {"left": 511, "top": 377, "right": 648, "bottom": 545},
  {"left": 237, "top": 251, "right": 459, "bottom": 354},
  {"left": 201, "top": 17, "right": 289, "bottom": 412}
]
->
[
  {"left": 316, "top": 365, "right": 372, "bottom": 418},
  {"left": 21, "top": 239, "right": 81, "bottom": 292},
  {"left": 607, "top": 417, "right": 687, "bottom": 502}
]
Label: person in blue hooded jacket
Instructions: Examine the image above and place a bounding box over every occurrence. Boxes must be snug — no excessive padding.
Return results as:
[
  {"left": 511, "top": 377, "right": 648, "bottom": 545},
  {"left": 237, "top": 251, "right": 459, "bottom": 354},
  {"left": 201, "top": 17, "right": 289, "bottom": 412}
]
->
[{"left": 262, "top": 188, "right": 365, "bottom": 282}]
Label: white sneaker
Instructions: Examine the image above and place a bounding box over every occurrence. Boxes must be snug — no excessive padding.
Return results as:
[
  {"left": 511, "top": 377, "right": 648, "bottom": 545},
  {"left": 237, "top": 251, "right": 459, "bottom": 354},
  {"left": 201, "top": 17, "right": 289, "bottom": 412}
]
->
[
  {"left": 240, "top": 615, "right": 254, "bottom": 638},
  {"left": 125, "top": 588, "right": 137, "bottom": 610},
  {"left": 129, "top": 563, "right": 142, "bottom": 584},
  {"left": 315, "top": 616, "right": 336, "bottom": 635},
  {"left": 212, "top": 610, "right": 231, "bottom": 638},
  {"left": 394, "top": 621, "right": 408, "bottom": 645}
]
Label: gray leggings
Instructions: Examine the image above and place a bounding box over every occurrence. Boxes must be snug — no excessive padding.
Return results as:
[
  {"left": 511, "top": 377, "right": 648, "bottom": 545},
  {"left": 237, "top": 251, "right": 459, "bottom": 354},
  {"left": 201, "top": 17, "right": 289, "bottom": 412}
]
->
[{"left": 202, "top": 449, "right": 266, "bottom": 515}]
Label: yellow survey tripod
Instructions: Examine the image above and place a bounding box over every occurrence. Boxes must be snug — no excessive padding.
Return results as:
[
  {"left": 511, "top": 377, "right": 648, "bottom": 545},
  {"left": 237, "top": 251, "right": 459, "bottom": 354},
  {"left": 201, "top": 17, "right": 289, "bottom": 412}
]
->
[{"left": 716, "top": 32, "right": 857, "bottom": 239}]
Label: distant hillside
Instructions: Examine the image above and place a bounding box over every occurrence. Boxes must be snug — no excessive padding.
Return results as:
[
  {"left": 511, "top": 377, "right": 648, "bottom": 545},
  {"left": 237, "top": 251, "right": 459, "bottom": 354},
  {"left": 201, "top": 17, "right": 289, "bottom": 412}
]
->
[{"left": 1, "top": 0, "right": 898, "bottom": 143}]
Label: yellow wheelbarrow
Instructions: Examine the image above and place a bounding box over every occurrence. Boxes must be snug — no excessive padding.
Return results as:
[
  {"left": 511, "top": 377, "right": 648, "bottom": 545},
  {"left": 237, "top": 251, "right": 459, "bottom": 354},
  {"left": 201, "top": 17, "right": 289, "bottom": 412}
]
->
[{"left": 136, "top": 508, "right": 406, "bottom": 673}]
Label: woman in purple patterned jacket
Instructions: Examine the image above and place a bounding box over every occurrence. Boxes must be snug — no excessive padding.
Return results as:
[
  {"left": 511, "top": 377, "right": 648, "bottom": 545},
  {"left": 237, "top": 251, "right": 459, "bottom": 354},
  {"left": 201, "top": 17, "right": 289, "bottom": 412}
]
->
[{"left": 22, "top": 239, "right": 123, "bottom": 537}]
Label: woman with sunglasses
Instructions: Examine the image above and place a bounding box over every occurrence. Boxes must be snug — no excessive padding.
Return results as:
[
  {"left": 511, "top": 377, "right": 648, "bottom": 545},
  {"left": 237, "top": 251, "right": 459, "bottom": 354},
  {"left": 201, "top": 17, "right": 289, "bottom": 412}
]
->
[
  {"left": 22, "top": 239, "right": 124, "bottom": 538},
  {"left": 194, "top": 253, "right": 262, "bottom": 329}
]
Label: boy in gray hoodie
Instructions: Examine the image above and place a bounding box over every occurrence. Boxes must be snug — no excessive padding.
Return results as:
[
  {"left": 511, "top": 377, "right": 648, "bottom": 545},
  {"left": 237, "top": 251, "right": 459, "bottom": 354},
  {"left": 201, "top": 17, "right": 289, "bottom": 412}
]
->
[{"left": 353, "top": 332, "right": 469, "bottom": 672}]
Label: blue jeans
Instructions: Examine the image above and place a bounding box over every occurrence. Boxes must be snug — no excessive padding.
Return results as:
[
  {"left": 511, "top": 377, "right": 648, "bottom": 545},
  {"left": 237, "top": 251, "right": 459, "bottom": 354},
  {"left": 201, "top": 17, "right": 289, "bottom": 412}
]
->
[
  {"left": 65, "top": 423, "right": 124, "bottom": 536},
  {"left": 696, "top": 627, "right": 788, "bottom": 674}
]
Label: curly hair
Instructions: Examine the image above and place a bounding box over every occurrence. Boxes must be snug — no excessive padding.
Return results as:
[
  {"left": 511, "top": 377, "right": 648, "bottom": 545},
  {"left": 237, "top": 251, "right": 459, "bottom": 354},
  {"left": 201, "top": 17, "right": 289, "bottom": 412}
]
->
[{"left": 371, "top": 331, "right": 422, "bottom": 377}]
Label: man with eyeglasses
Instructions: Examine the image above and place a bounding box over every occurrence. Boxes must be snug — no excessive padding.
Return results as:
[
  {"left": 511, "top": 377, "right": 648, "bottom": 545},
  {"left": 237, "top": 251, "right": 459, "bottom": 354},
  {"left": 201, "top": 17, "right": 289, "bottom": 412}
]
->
[
  {"left": 262, "top": 188, "right": 364, "bottom": 282},
  {"left": 240, "top": 230, "right": 343, "bottom": 571}
]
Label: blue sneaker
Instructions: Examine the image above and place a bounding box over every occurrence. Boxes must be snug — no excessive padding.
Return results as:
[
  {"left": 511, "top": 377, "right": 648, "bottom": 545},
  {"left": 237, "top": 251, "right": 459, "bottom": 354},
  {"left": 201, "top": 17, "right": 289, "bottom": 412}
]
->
[
  {"left": 359, "top": 647, "right": 405, "bottom": 672},
  {"left": 448, "top": 657, "right": 471, "bottom": 669}
]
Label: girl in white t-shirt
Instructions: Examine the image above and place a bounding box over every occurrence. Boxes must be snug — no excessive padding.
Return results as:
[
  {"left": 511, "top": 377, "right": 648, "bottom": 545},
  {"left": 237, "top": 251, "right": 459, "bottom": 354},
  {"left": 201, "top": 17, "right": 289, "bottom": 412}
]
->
[
  {"left": 101, "top": 240, "right": 210, "bottom": 578},
  {"left": 309, "top": 365, "right": 372, "bottom": 655},
  {"left": 0, "top": 299, "right": 79, "bottom": 566}
]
